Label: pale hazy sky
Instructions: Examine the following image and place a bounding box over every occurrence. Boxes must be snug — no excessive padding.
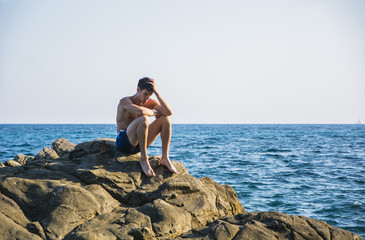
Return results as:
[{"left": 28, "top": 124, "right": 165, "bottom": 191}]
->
[{"left": 1, "top": 0, "right": 364, "bottom": 124}]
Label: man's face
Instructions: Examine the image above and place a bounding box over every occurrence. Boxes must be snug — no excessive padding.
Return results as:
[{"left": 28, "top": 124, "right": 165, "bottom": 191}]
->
[{"left": 138, "top": 88, "right": 152, "bottom": 104}]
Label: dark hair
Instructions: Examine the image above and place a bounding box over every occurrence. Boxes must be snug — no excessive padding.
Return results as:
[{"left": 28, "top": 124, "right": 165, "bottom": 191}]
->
[{"left": 138, "top": 77, "right": 153, "bottom": 93}]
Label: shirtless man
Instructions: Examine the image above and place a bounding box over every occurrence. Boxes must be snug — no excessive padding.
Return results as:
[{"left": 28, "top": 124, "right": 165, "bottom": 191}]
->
[{"left": 116, "top": 77, "right": 178, "bottom": 177}]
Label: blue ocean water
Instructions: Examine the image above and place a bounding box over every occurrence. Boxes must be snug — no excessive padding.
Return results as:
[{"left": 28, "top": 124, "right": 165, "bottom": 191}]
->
[{"left": 0, "top": 124, "right": 364, "bottom": 237}]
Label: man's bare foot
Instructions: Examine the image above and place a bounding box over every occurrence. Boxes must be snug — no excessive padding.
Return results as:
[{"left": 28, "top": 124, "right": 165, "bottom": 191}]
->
[
  {"left": 160, "top": 157, "right": 178, "bottom": 174},
  {"left": 140, "top": 159, "right": 155, "bottom": 177}
]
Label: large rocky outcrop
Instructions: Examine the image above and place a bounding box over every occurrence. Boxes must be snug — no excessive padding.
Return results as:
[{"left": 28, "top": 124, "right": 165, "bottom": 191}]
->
[{"left": 0, "top": 138, "right": 361, "bottom": 240}]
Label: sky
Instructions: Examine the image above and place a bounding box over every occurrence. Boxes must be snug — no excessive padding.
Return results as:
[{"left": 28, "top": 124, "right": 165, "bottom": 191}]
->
[{"left": 1, "top": 0, "right": 364, "bottom": 124}]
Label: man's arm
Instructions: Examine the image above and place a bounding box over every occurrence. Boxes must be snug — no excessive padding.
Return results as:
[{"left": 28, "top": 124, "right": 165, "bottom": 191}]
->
[
  {"left": 153, "top": 91, "right": 173, "bottom": 116},
  {"left": 120, "top": 97, "right": 156, "bottom": 117},
  {"left": 149, "top": 79, "right": 173, "bottom": 116}
]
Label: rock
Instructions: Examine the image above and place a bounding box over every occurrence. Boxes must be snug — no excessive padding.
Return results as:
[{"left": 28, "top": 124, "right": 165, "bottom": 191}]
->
[
  {"left": 35, "top": 147, "right": 59, "bottom": 160},
  {"left": 0, "top": 162, "right": 5, "bottom": 167},
  {"left": 200, "top": 176, "right": 243, "bottom": 216},
  {"left": 4, "top": 160, "right": 22, "bottom": 167},
  {"left": 138, "top": 199, "right": 192, "bottom": 238},
  {"left": 0, "top": 138, "right": 362, "bottom": 240},
  {"left": 0, "top": 168, "right": 119, "bottom": 240},
  {"left": 14, "top": 154, "right": 34, "bottom": 165},
  {"left": 52, "top": 138, "right": 76, "bottom": 157},
  {"left": 64, "top": 207, "right": 154, "bottom": 240},
  {"left": 0, "top": 192, "right": 45, "bottom": 239},
  {"left": 0, "top": 213, "right": 43, "bottom": 240},
  {"left": 72, "top": 138, "right": 117, "bottom": 156},
  {"left": 176, "top": 211, "right": 362, "bottom": 240},
  {"left": 149, "top": 174, "right": 244, "bottom": 228}
]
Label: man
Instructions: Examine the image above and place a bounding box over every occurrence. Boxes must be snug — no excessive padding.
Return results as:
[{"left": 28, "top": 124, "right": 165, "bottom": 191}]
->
[{"left": 116, "top": 77, "right": 177, "bottom": 177}]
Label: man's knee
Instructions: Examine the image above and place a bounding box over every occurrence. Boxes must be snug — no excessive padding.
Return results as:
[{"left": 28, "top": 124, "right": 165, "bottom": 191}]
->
[
  {"left": 137, "top": 115, "right": 149, "bottom": 127},
  {"left": 165, "top": 115, "right": 171, "bottom": 125},
  {"left": 134, "top": 115, "right": 148, "bottom": 128},
  {"left": 158, "top": 115, "right": 171, "bottom": 125}
]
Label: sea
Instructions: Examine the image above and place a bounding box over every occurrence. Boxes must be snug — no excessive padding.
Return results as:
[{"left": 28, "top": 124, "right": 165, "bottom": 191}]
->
[{"left": 0, "top": 124, "right": 364, "bottom": 237}]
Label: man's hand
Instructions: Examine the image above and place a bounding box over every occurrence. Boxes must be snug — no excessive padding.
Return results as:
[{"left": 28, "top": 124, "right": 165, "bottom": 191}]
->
[
  {"left": 148, "top": 78, "right": 157, "bottom": 93},
  {"left": 154, "top": 110, "right": 162, "bottom": 119},
  {"left": 148, "top": 78, "right": 173, "bottom": 116}
]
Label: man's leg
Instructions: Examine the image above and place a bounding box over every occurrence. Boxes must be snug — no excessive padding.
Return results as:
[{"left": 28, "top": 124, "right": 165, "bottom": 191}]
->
[
  {"left": 127, "top": 115, "right": 155, "bottom": 177},
  {"left": 148, "top": 116, "right": 177, "bottom": 173}
]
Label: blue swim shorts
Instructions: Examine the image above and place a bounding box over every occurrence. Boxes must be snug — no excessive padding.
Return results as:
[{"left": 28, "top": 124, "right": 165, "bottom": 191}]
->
[{"left": 116, "top": 130, "right": 140, "bottom": 154}]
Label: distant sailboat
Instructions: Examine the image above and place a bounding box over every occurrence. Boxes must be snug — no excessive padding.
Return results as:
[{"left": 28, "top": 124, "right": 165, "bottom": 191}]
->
[{"left": 357, "top": 118, "right": 363, "bottom": 124}]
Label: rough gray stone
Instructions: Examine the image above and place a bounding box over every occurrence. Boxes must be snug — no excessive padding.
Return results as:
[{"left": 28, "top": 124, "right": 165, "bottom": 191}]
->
[
  {"left": 4, "top": 160, "right": 22, "bottom": 167},
  {"left": 52, "top": 138, "right": 76, "bottom": 157},
  {"left": 14, "top": 154, "right": 34, "bottom": 165},
  {"left": 35, "top": 147, "right": 59, "bottom": 160},
  {"left": 0, "top": 138, "right": 361, "bottom": 240},
  {"left": 176, "top": 212, "right": 362, "bottom": 240}
]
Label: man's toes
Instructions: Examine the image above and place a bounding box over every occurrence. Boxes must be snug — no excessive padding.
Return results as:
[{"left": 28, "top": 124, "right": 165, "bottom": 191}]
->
[
  {"left": 140, "top": 160, "right": 155, "bottom": 177},
  {"left": 146, "top": 170, "right": 155, "bottom": 177},
  {"left": 169, "top": 166, "right": 178, "bottom": 174},
  {"left": 160, "top": 159, "right": 178, "bottom": 174}
]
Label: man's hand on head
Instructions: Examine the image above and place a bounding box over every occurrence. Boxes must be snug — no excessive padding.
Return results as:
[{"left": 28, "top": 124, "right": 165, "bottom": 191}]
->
[
  {"left": 147, "top": 79, "right": 172, "bottom": 116},
  {"left": 149, "top": 79, "right": 157, "bottom": 93}
]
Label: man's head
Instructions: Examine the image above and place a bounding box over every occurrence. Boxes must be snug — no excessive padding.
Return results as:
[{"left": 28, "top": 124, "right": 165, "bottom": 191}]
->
[
  {"left": 136, "top": 77, "right": 154, "bottom": 104},
  {"left": 138, "top": 77, "right": 154, "bottom": 95}
]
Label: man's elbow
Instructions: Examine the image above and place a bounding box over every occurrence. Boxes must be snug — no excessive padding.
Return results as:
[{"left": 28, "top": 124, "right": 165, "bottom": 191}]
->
[
  {"left": 136, "top": 109, "right": 145, "bottom": 116},
  {"left": 165, "top": 110, "right": 173, "bottom": 116}
]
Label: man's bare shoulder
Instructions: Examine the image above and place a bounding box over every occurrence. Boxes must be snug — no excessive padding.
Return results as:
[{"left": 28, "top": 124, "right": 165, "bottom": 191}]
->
[{"left": 119, "top": 96, "right": 133, "bottom": 106}]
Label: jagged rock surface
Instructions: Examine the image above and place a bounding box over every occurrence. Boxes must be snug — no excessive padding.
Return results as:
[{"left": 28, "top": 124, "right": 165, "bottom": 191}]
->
[
  {"left": 0, "top": 138, "right": 361, "bottom": 240},
  {"left": 0, "top": 138, "right": 245, "bottom": 240},
  {"left": 176, "top": 211, "right": 362, "bottom": 240}
]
